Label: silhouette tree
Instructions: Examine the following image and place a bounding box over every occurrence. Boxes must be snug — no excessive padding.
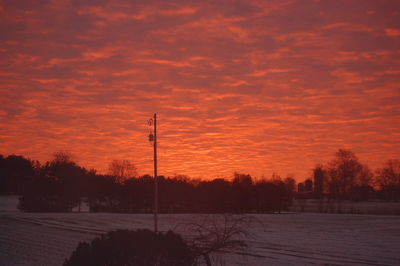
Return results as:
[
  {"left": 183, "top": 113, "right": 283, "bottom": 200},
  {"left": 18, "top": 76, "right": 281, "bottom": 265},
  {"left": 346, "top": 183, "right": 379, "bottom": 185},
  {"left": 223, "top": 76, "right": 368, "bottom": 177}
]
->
[
  {"left": 185, "top": 214, "right": 251, "bottom": 266},
  {"left": 375, "top": 159, "right": 400, "bottom": 201},
  {"left": 0, "top": 155, "right": 5, "bottom": 193},
  {"left": 375, "top": 159, "right": 400, "bottom": 187},
  {"left": 197, "top": 178, "right": 232, "bottom": 213},
  {"left": 0, "top": 154, "right": 35, "bottom": 194},
  {"left": 347, "top": 164, "right": 374, "bottom": 202},
  {"left": 358, "top": 164, "right": 373, "bottom": 187},
  {"left": 108, "top": 159, "right": 137, "bottom": 183},
  {"left": 19, "top": 152, "right": 89, "bottom": 212},
  {"left": 232, "top": 173, "right": 253, "bottom": 212},
  {"left": 158, "top": 176, "right": 196, "bottom": 213},
  {"left": 48, "top": 152, "right": 88, "bottom": 209},
  {"left": 86, "top": 174, "right": 122, "bottom": 212},
  {"left": 326, "top": 149, "right": 363, "bottom": 197},
  {"left": 52, "top": 151, "right": 73, "bottom": 164},
  {"left": 254, "top": 180, "right": 276, "bottom": 212}
]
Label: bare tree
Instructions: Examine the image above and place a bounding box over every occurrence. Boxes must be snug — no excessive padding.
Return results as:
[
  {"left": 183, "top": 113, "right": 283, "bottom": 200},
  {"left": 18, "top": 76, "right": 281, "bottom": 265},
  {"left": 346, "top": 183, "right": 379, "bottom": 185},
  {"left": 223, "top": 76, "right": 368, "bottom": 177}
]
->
[
  {"left": 327, "top": 149, "right": 362, "bottom": 195},
  {"left": 108, "top": 159, "right": 137, "bottom": 183},
  {"left": 53, "top": 151, "right": 74, "bottom": 164},
  {"left": 182, "top": 214, "right": 254, "bottom": 266},
  {"left": 375, "top": 159, "right": 400, "bottom": 188},
  {"left": 270, "top": 172, "right": 282, "bottom": 183},
  {"left": 357, "top": 164, "right": 373, "bottom": 187}
]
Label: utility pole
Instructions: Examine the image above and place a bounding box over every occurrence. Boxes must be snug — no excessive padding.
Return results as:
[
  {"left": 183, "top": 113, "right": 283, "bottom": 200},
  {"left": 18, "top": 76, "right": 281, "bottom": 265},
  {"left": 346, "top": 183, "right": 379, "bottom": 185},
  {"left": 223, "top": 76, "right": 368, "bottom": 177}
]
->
[
  {"left": 153, "top": 113, "right": 158, "bottom": 233},
  {"left": 148, "top": 113, "right": 158, "bottom": 233}
]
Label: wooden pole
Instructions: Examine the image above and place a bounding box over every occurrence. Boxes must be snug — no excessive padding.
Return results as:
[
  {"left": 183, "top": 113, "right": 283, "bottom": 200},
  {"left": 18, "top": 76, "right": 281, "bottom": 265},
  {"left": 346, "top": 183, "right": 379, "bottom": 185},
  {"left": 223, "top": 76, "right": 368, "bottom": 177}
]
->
[{"left": 153, "top": 113, "right": 158, "bottom": 233}]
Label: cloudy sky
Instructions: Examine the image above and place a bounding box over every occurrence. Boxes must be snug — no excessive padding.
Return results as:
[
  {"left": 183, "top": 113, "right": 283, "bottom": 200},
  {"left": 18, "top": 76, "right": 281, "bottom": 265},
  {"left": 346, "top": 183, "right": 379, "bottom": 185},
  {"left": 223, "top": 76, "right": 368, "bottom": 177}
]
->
[{"left": 1, "top": 0, "right": 399, "bottom": 180}]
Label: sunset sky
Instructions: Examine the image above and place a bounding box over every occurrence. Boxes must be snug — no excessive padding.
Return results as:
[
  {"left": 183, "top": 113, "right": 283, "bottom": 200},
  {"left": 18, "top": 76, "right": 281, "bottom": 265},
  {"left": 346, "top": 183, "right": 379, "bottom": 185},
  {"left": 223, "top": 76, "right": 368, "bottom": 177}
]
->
[{"left": 1, "top": 0, "right": 399, "bottom": 181}]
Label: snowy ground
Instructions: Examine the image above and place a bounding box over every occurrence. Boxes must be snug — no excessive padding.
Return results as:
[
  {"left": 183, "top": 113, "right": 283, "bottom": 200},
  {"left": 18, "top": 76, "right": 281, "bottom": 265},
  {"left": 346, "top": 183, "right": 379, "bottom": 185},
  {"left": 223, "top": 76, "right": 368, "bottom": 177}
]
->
[
  {"left": 1, "top": 197, "right": 400, "bottom": 266},
  {"left": 290, "top": 199, "right": 400, "bottom": 215}
]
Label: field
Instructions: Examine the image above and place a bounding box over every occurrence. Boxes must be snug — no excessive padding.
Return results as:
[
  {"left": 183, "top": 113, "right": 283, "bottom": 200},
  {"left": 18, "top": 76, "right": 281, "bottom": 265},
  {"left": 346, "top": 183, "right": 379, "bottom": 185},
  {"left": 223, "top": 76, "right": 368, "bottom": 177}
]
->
[
  {"left": 1, "top": 197, "right": 400, "bottom": 266},
  {"left": 290, "top": 198, "right": 400, "bottom": 215}
]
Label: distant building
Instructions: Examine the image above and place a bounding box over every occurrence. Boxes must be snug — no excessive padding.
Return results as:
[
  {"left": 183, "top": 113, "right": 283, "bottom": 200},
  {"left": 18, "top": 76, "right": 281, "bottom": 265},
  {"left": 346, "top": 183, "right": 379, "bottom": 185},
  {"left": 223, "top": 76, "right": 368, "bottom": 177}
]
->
[
  {"left": 305, "top": 179, "right": 313, "bottom": 192},
  {"left": 313, "top": 167, "right": 324, "bottom": 195}
]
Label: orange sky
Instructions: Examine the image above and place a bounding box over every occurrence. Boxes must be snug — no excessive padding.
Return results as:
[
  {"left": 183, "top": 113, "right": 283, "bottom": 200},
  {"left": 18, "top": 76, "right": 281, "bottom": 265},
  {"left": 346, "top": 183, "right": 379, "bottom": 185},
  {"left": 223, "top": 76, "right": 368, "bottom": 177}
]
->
[{"left": 0, "top": 0, "right": 399, "bottom": 181}]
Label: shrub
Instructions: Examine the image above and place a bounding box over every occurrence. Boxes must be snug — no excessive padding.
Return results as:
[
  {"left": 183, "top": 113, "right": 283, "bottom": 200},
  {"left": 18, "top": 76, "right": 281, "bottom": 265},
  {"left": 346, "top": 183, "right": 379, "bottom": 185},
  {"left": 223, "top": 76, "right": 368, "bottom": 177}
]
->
[{"left": 64, "top": 229, "right": 195, "bottom": 266}]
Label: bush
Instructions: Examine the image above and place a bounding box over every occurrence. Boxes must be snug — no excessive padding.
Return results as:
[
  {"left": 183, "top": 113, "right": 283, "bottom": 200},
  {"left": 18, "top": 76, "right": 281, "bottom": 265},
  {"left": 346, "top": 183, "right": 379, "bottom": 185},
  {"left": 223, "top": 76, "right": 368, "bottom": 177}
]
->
[{"left": 64, "top": 229, "right": 195, "bottom": 266}]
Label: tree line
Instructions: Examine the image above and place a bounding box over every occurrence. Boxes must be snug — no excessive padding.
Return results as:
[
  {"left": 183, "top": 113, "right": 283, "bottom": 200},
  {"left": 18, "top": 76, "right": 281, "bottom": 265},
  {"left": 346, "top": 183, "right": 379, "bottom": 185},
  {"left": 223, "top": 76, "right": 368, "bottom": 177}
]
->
[
  {"left": 0, "top": 152, "right": 293, "bottom": 213},
  {"left": 0, "top": 150, "right": 399, "bottom": 213}
]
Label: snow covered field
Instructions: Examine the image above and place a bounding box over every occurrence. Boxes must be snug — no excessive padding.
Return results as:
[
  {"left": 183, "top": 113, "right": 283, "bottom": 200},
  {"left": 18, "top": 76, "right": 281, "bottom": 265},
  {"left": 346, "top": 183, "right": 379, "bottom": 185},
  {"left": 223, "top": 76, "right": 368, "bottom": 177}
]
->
[
  {"left": 1, "top": 197, "right": 400, "bottom": 266},
  {"left": 290, "top": 199, "right": 400, "bottom": 215}
]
